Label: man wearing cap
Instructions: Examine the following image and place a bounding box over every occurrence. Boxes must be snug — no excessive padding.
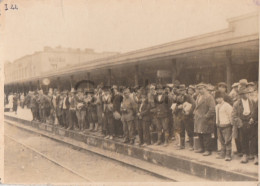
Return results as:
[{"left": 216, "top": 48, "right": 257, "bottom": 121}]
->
[
  {"left": 232, "top": 86, "right": 258, "bottom": 164},
  {"left": 229, "top": 83, "right": 239, "bottom": 103},
  {"left": 75, "top": 88, "right": 87, "bottom": 131},
  {"left": 217, "top": 82, "right": 233, "bottom": 106},
  {"left": 94, "top": 88, "right": 103, "bottom": 132},
  {"left": 247, "top": 82, "right": 258, "bottom": 103},
  {"left": 137, "top": 89, "right": 151, "bottom": 146},
  {"left": 61, "top": 90, "right": 70, "bottom": 128},
  {"left": 194, "top": 83, "right": 216, "bottom": 156},
  {"left": 112, "top": 85, "right": 124, "bottom": 137},
  {"left": 56, "top": 90, "right": 64, "bottom": 126},
  {"left": 30, "top": 91, "right": 40, "bottom": 121},
  {"left": 173, "top": 84, "right": 196, "bottom": 150},
  {"left": 121, "top": 88, "right": 138, "bottom": 144},
  {"left": 68, "top": 88, "right": 77, "bottom": 130},
  {"left": 154, "top": 84, "right": 170, "bottom": 146},
  {"left": 215, "top": 91, "right": 233, "bottom": 161},
  {"left": 147, "top": 84, "right": 158, "bottom": 144},
  {"left": 85, "top": 88, "right": 98, "bottom": 132},
  {"left": 38, "top": 90, "right": 51, "bottom": 123},
  {"left": 102, "top": 86, "right": 115, "bottom": 139}
]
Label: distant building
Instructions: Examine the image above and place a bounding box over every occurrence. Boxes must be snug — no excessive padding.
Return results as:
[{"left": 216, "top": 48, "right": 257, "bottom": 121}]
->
[{"left": 4, "top": 46, "right": 119, "bottom": 83}]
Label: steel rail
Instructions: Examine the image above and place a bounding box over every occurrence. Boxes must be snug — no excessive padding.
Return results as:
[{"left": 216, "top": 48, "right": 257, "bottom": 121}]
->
[{"left": 5, "top": 134, "right": 94, "bottom": 183}]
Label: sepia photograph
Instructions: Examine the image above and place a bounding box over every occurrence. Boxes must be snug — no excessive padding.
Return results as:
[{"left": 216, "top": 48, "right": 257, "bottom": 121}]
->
[{"left": 1, "top": 0, "right": 260, "bottom": 184}]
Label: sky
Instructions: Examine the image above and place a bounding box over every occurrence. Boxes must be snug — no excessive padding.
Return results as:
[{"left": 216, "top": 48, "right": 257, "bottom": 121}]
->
[{"left": 0, "top": 0, "right": 259, "bottom": 63}]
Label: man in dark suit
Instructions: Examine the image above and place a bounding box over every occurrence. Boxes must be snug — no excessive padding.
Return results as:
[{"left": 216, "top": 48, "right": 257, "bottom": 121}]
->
[
  {"left": 112, "top": 85, "right": 123, "bottom": 137},
  {"left": 175, "top": 84, "right": 196, "bottom": 150},
  {"left": 154, "top": 84, "right": 170, "bottom": 146},
  {"left": 121, "top": 88, "right": 137, "bottom": 144},
  {"left": 232, "top": 86, "right": 258, "bottom": 164},
  {"left": 137, "top": 89, "right": 151, "bottom": 146},
  {"left": 61, "top": 90, "right": 70, "bottom": 128},
  {"left": 194, "top": 83, "right": 216, "bottom": 156}
]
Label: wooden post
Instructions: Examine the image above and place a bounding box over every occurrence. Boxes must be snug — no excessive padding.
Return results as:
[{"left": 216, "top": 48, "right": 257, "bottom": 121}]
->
[
  {"left": 171, "top": 59, "right": 177, "bottom": 83},
  {"left": 226, "top": 50, "right": 232, "bottom": 92},
  {"left": 57, "top": 77, "right": 61, "bottom": 91},
  {"left": 70, "top": 75, "right": 74, "bottom": 89},
  {"left": 108, "top": 69, "right": 111, "bottom": 86},
  {"left": 134, "top": 64, "right": 139, "bottom": 86}
]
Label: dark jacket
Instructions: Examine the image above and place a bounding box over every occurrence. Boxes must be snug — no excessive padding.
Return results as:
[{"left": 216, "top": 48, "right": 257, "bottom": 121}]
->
[
  {"left": 232, "top": 98, "right": 257, "bottom": 128},
  {"left": 138, "top": 100, "right": 151, "bottom": 121},
  {"left": 112, "top": 94, "right": 123, "bottom": 113},
  {"left": 194, "top": 93, "right": 216, "bottom": 134},
  {"left": 154, "top": 93, "right": 169, "bottom": 118}
]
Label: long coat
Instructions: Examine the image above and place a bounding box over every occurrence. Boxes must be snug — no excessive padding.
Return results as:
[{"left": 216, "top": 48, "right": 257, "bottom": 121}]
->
[{"left": 193, "top": 93, "right": 216, "bottom": 134}]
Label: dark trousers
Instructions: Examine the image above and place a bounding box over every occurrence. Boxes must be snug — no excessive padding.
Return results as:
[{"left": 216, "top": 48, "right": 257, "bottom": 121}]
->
[
  {"left": 217, "top": 125, "right": 232, "bottom": 153},
  {"left": 62, "top": 109, "right": 69, "bottom": 128},
  {"left": 103, "top": 113, "right": 114, "bottom": 136},
  {"left": 138, "top": 119, "right": 151, "bottom": 145},
  {"left": 115, "top": 119, "right": 123, "bottom": 136},
  {"left": 180, "top": 116, "right": 194, "bottom": 147},
  {"left": 31, "top": 107, "right": 38, "bottom": 121},
  {"left": 123, "top": 119, "right": 135, "bottom": 140},
  {"left": 39, "top": 107, "right": 47, "bottom": 122},
  {"left": 69, "top": 110, "right": 77, "bottom": 129},
  {"left": 239, "top": 124, "right": 258, "bottom": 156},
  {"left": 235, "top": 128, "right": 242, "bottom": 153},
  {"left": 198, "top": 133, "right": 211, "bottom": 152}
]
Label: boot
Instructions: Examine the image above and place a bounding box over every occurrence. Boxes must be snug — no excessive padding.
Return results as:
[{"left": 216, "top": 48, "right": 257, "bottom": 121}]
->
[
  {"left": 155, "top": 133, "right": 162, "bottom": 145},
  {"left": 176, "top": 137, "right": 185, "bottom": 150},
  {"left": 163, "top": 132, "right": 169, "bottom": 147},
  {"left": 225, "top": 150, "right": 232, "bottom": 161},
  {"left": 89, "top": 123, "right": 94, "bottom": 131},
  {"left": 189, "top": 137, "right": 194, "bottom": 151},
  {"left": 240, "top": 154, "right": 248, "bottom": 163},
  {"left": 216, "top": 149, "right": 226, "bottom": 159},
  {"left": 94, "top": 123, "right": 98, "bottom": 132},
  {"left": 254, "top": 155, "right": 258, "bottom": 165}
]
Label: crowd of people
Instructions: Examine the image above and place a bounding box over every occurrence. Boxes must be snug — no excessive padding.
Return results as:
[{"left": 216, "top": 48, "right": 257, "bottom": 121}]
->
[{"left": 5, "top": 79, "right": 258, "bottom": 165}]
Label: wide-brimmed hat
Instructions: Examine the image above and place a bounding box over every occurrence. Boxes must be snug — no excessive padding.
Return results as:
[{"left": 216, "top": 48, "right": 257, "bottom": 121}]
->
[
  {"left": 247, "top": 82, "right": 255, "bottom": 87},
  {"left": 239, "top": 79, "right": 248, "bottom": 86},
  {"left": 207, "top": 84, "right": 215, "bottom": 91},
  {"left": 188, "top": 85, "right": 195, "bottom": 91},
  {"left": 112, "top": 85, "right": 118, "bottom": 90},
  {"left": 196, "top": 83, "right": 207, "bottom": 89},
  {"left": 238, "top": 87, "right": 250, "bottom": 95},
  {"left": 218, "top": 82, "right": 227, "bottom": 88},
  {"left": 232, "top": 82, "right": 239, "bottom": 88}
]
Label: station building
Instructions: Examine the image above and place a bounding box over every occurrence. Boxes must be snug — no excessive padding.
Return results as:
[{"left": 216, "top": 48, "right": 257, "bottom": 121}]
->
[{"left": 4, "top": 12, "right": 259, "bottom": 93}]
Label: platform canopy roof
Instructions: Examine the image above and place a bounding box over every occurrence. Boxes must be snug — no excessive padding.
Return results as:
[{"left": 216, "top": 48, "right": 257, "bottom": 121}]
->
[{"left": 5, "top": 12, "right": 259, "bottom": 85}]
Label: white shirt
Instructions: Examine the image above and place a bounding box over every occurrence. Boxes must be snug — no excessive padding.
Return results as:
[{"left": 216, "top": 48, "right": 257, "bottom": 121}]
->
[
  {"left": 215, "top": 102, "right": 233, "bottom": 125},
  {"left": 62, "top": 96, "right": 67, "bottom": 109},
  {"left": 241, "top": 99, "right": 250, "bottom": 116}
]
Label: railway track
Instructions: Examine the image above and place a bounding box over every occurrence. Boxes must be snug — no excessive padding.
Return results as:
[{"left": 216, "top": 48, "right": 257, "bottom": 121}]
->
[
  {"left": 5, "top": 134, "right": 95, "bottom": 183},
  {"left": 4, "top": 121, "right": 173, "bottom": 183}
]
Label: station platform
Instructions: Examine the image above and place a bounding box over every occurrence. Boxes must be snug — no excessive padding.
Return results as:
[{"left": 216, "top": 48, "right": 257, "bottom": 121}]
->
[{"left": 4, "top": 107, "right": 258, "bottom": 181}]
